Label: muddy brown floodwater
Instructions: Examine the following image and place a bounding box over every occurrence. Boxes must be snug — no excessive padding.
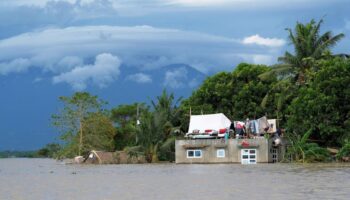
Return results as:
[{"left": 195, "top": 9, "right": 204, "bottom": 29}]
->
[{"left": 0, "top": 158, "right": 349, "bottom": 200}]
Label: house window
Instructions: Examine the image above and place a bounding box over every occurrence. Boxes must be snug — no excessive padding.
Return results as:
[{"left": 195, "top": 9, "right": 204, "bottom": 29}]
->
[
  {"left": 187, "top": 149, "right": 202, "bottom": 158},
  {"left": 217, "top": 149, "right": 225, "bottom": 158},
  {"left": 241, "top": 149, "right": 257, "bottom": 164}
]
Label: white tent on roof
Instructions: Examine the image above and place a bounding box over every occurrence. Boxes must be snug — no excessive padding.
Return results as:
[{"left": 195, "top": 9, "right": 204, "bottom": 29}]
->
[{"left": 187, "top": 113, "right": 232, "bottom": 134}]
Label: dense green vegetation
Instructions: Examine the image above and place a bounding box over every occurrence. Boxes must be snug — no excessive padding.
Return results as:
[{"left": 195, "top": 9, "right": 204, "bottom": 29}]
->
[
  {"left": 0, "top": 151, "right": 38, "bottom": 158},
  {"left": 43, "top": 19, "right": 349, "bottom": 163},
  {"left": 0, "top": 143, "right": 61, "bottom": 158},
  {"left": 52, "top": 92, "right": 115, "bottom": 158},
  {"left": 36, "top": 143, "right": 61, "bottom": 158}
]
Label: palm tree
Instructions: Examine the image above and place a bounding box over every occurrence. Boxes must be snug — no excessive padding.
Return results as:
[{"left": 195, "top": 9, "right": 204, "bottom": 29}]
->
[
  {"left": 135, "top": 111, "right": 176, "bottom": 162},
  {"left": 151, "top": 89, "right": 182, "bottom": 123},
  {"left": 285, "top": 129, "right": 330, "bottom": 163},
  {"left": 127, "top": 90, "right": 181, "bottom": 163},
  {"left": 261, "top": 79, "right": 296, "bottom": 122},
  {"left": 261, "top": 19, "right": 344, "bottom": 85}
]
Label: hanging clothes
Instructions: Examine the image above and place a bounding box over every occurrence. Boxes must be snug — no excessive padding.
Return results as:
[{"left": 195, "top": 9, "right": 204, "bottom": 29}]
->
[
  {"left": 250, "top": 120, "right": 259, "bottom": 135},
  {"left": 267, "top": 119, "right": 277, "bottom": 133},
  {"left": 235, "top": 121, "right": 245, "bottom": 136},
  {"left": 255, "top": 120, "right": 260, "bottom": 134},
  {"left": 235, "top": 121, "right": 245, "bottom": 129},
  {"left": 245, "top": 119, "right": 253, "bottom": 135},
  {"left": 257, "top": 116, "right": 269, "bottom": 134}
]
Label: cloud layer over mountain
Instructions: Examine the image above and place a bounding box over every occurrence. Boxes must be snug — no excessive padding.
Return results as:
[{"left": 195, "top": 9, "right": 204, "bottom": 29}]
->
[
  {"left": 52, "top": 53, "right": 121, "bottom": 90},
  {"left": 0, "top": 25, "right": 284, "bottom": 89}
]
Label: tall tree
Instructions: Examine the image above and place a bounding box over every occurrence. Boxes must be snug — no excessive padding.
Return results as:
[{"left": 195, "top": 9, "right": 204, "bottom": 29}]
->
[
  {"left": 181, "top": 63, "right": 276, "bottom": 123},
  {"left": 286, "top": 57, "right": 350, "bottom": 146},
  {"left": 52, "top": 92, "right": 106, "bottom": 157},
  {"left": 111, "top": 103, "right": 148, "bottom": 150},
  {"left": 83, "top": 112, "right": 116, "bottom": 152},
  {"left": 152, "top": 89, "right": 181, "bottom": 124},
  {"left": 133, "top": 90, "right": 180, "bottom": 162},
  {"left": 111, "top": 103, "right": 141, "bottom": 128},
  {"left": 261, "top": 19, "right": 344, "bottom": 84},
  {"left": 136, "top": 111, "right": 167, "bottom": 162}
]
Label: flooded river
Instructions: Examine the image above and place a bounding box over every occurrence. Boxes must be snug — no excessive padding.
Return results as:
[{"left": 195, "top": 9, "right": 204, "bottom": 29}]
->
[{"left": 0, "top": 159, "right": 349, "bottom": 200}]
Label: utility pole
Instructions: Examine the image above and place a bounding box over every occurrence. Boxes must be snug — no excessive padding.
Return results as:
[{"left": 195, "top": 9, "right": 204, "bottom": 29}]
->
[
  {"left": 136, "top": 103, "right": 140, "bottom": 125},
  {"left": 136, "top": 103, "right": 140, "bottom": 144}
]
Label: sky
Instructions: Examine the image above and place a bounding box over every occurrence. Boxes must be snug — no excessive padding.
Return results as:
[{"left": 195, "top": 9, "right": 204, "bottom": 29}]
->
[{"left": 0, "top": 0, "right": 349, "bottom": 150}]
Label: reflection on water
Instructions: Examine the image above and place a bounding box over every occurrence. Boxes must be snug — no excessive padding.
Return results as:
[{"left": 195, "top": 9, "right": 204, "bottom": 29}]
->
[{"left": 0, "top": 159, "right": 349, "bottom": 200}]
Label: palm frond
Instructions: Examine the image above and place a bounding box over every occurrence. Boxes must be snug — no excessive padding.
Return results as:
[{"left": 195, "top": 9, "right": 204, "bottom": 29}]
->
[
  {"left": 260, "top": 92, "right": 269, "bottom": 109},
  {"left": 160, "top": 136, "right": 176, "bottom": 151},
  {"left": 258, "top": 69, "right": 275, "bottom": 81},
  {"left": 123, "top": 145, "right": 143, "bottom": 154},
  {"left": 278, "top": 51, "right": 300, "bottom": 66},
  {"left": 301, "top": 129, "right": 312, "bottom": 144},
  {"left": 312, "top": 33, "right": 345, "bottom": 58}
]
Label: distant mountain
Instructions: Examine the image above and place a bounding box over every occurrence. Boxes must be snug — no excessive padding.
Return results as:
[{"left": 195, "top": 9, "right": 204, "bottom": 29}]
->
[
  {"left": 90, "top": 63, "right": 207, "bottom": 106},
  {"left": 141, "top": 63, "right": 207, "bottom": 94},
  {"left": 0, "top": 63, "right": 207, "bottom": 150}
]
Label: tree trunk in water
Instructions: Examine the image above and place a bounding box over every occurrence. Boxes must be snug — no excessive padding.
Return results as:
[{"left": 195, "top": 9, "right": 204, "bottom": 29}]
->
[
  {"left": 79, "top": 120, "right": 83, "bottom": 156},
  {"left": 152, "top": 153, "right": 158, "bottom": 163},
  {"left": 151, "top": 144, "right": 159, "bottom": 163}
]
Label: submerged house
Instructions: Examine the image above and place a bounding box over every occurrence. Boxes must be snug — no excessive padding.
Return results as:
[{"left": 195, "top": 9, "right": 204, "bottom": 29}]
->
[
  {"left": 84, "top": 150, "right": 115, "bottom": 164},
  {"left": 175, "top": 113, "right": 286, "bottom": 164},
  {"left": 84, "top": 150, "right": 146, "bottom": 164}
]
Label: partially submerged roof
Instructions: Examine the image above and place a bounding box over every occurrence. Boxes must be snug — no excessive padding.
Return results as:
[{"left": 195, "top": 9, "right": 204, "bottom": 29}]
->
[
  {"left": 188, "top": 113, "right": 231, "bottom": 133},
  {"left": 85, "top": 150, "right": 114, "bottom": 164}
]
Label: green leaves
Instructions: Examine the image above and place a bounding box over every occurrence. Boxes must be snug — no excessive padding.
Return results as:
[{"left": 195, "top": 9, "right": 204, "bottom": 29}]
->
[
  {"left": 336, "top": 141, "right": 350, "bottom": 160},
  {"left": 286, "top": 129, "right": 330, "bottom": 163},
  {"left": 274, "top": 19, "right": 345, "bottom": 85},
  {"left": 52, "top": 92, "right": 114, "bottom": 158},
  {"left": 286, "top": 58, "right": 350, "bottom": 146},
  {"left": 48, "top": 19, "right": 348, "bottom": 163},
  {"left": 133, "top": 90, "right": 181, "bottom": 162},
  {"left": 181, "top": 63, "right": 276, "bottom": 121},
  {"left": 82, "top": 112, "right": 116, "bottom": 152}
]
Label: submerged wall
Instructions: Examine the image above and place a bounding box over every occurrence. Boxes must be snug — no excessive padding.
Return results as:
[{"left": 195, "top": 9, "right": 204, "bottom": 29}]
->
[
  {"left": 175, "top": 138, "right": 284, "bottom": 164},
  {"left": 84, "top": 151, "right": 146, "bottom": 164}
]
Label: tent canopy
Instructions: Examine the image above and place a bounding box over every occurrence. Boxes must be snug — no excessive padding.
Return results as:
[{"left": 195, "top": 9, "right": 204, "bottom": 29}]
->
[{"left": 188, "top": 113, "right": 231, "bottom": 133}]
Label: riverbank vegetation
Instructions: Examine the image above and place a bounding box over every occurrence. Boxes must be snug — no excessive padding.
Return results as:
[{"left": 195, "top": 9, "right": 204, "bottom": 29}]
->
[
  {"left": 0, "top": 151, "right": 38, "bottom": 158},
  {"left": 42, "top": 19, "right": 349, "bottom": 163}
]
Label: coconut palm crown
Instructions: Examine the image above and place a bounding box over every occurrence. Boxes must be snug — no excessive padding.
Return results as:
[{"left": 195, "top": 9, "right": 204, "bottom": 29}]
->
[{"left": 262, "top": 19, "right": 345, "bottom": 84}]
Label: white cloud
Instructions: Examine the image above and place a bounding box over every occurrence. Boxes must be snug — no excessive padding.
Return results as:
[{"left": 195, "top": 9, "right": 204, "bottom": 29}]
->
[
  {"left": 1, "top": 0, "right": 333, "bottom": 17},
  {"left": 55, "top": 56, "right": 84, "bottom": 72},
  {"left": 242, "top": 34, "right": 285, "bottom": 47},
  {"left": 0, "top": 25, "right": 244, "bottom": 74},
  {"left": 2, "top": 0, "right": 330, "bottom": 7},
  {"left": 126, "top": 73, "right": 152, "bottom": 83},
  {"left": 1, "top": 0, "right": 76, "bottom": 7},
  {"left": 238, "top": 54, "right": 273, "bottom": 65},
  {"left": 0, "top": 25, "right": 283, "bottom": 88},
  {"left": 164, "top": 67, "right": 187, "bottom": 89},
  {"left": 79, "top": 0, "right": 95, "bottom": 6},
  {"left": 0, "top": 58, "right": 31, "bottom": 75},
  {"left": 167, "top": 0, "right": 232, "bottom": 7},
  {"left": 52, "top": 53, "right": 121, "bottom": 90},
  {"left": 166, "top": 0, "right": 332, "bottom": 9}
]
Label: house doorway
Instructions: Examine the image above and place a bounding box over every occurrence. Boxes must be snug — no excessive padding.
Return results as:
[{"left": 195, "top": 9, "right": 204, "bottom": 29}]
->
[{"left": 241, "top": 149, "right": 257, "bottom": 164}]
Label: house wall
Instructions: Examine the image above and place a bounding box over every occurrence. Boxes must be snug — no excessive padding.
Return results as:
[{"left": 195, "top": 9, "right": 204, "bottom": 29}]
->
[
  {"left": 175, "top": 138, "right": 284, "bottom": 164},
  {"left": 267, "top": 138, "right": 288, "bottom": 163}
]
